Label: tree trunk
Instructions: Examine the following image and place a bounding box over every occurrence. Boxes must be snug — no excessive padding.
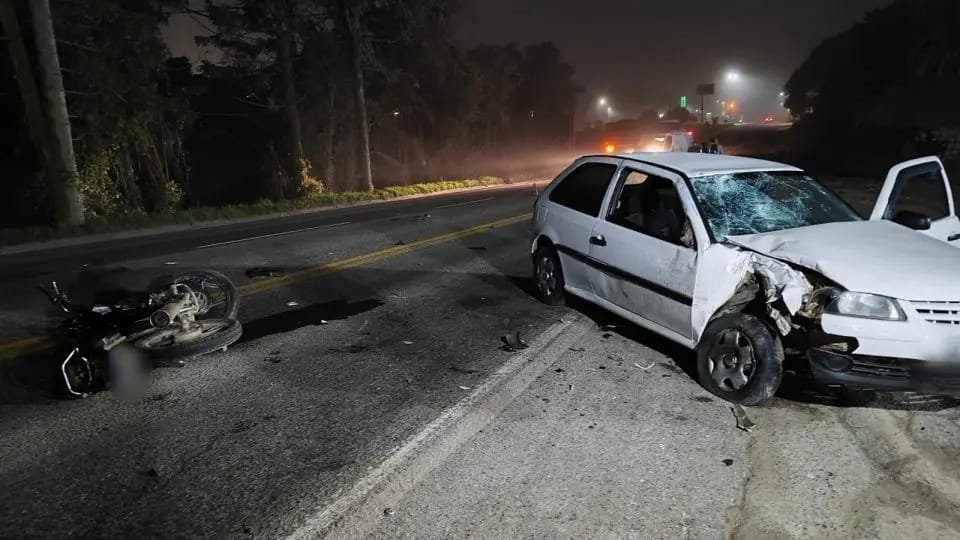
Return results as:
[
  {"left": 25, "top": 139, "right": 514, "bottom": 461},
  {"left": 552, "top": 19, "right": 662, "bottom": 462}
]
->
[
  {"left": 277, "top": 7, "right": 304, "bottom": 197},
  {"left": 342, "top": 3, "right": 374, "bottom": 192},
  {"left": 29, "top": 0, "right": 83, "bottom": 226},
  {"left": 0, "top": 1, "right": 48, "bottom": 162},
  {"left": 324, "top": 86, "right": 336, "bottom": 188}
]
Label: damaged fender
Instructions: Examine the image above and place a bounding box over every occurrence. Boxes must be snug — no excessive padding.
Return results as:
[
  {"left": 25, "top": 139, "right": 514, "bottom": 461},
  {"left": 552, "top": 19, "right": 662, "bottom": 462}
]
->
[{"left": 692, "top": 243, "right": 813, "bottom": 343}]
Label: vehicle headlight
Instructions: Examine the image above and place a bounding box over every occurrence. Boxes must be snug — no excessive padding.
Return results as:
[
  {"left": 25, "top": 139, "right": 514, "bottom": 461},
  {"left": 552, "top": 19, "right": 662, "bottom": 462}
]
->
[{"left": 825, "top": 292, "right": 906, "bottom": 321}]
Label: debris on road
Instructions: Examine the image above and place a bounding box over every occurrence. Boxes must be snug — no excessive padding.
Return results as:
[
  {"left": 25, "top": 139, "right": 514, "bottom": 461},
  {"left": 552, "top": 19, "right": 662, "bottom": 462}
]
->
[
  {"left": 246, "top": 267, "right": 285, "bottom": 279},
  {"left": 402, "top": 340, "right": 414, "bottom": 345},
  {"left": 500, "top": 332, "right": 529, "bottom": 352},
  {"left": 468, "top": 246, "right": 487, "bottom": 251},
  {"left": 286, "top": 301, "right": 300, "bottom": 307},
  {"left": 459, "top": 386, "right": 471, "bottom": 391},
  {"left": 732, "top": 404, "right": 757, "bottom": 432},
  {"left": 554, "top": 368, "right": 565, "bottom": 373},
  {"left": 393, "top": 240, "right": 406, "bottom": 246},
  {"left": 722, "top": 459, "right": 734, "bottom": 466},
  {"left": 602, "top": 333, "right": 612, "bottom": 339},
  {"left": 449, "top": 365, "right": 481, "bottom": 374},
  {"left": 599, "top": 323, "right": 618, "bottom": 331},
  {"left": 264, "top": 353, "right": 283, "bottom": 364},
  {"left": 634, "top": 361, "right": 656, "bottom": 370},
  {"left": 569, "top": 347, "right": 586, "bottom": 352}
]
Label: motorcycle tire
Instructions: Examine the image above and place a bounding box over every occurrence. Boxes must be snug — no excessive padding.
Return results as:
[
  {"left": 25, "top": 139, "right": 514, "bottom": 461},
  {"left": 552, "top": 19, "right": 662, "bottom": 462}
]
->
[
  {"left": 148, "top": 269, "right": 239, "bottom": 320},
  {"left": 134, "top": 318, "right": 242, "bottom": 361}
]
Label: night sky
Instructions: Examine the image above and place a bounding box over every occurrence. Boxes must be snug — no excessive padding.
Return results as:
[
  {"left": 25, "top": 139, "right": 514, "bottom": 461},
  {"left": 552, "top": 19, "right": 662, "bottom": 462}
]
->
[
  {"left": 455, "top": 0, "right": 891, "bottom": 120},
  {"left": 164, "top": 0, "right": 893, "bottom": 121}
]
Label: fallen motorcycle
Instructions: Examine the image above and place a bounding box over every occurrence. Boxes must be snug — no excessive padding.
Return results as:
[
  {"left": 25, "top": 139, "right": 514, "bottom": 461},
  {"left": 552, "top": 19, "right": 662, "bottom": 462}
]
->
[{"left": 41, "top": 270, "right": 243, "bottom": 397}]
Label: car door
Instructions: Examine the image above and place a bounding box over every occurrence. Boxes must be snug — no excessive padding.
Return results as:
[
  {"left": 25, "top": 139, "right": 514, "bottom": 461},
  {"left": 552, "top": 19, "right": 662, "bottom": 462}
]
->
[
  {"left": 541, "top": 158, "right": 621, "bottom": 296},
  {"left": 587, "top": 164, "right": 699, "bottom": 340},
  {"left": 869, "top": 156, "right": 960, "bottom": 245}
]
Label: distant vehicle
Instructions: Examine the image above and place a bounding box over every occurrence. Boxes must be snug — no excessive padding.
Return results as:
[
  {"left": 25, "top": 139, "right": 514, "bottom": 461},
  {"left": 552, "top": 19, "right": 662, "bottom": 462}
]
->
[
  {"left": 763, "top": 115, "right": 775, "bottom": 123},
  {"left": 530, "top": 153, "right": 960, "bottom": 405},
  {"left": 601, "top": 133, "right": 692, "bottom": 154}
]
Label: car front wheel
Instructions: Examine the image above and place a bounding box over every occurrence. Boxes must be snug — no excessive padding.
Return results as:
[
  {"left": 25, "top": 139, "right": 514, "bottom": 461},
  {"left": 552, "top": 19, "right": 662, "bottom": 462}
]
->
[
  {"left": 533, "top": 245, "right": 565, "bottom": 306},
  {"left": 696, "top": 313, "right": 784, "bottom": 406}
]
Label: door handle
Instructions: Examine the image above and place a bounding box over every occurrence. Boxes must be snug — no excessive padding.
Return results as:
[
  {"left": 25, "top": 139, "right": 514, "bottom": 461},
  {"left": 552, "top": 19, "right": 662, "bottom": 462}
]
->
[
  {"left": 948, "top": 233, "right": 960, "bottom": 242},
  {"left": 590, "top": 235, "right": 607, "bottom": 247}
]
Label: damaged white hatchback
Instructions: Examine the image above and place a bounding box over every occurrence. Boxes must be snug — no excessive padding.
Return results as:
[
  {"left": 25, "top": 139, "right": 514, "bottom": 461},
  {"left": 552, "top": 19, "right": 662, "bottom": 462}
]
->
[{"left": 531, "top": 152, "right": 960, "bottom": 405}]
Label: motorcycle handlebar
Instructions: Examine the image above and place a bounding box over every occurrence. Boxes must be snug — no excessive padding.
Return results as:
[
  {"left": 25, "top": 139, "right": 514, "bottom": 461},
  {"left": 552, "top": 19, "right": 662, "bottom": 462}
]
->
[{"left": 38, "top": 281, "right": 79, "bottom": 313}]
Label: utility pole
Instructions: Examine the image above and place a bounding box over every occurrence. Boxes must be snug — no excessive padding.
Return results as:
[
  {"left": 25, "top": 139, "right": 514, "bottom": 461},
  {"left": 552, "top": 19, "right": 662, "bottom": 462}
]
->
[{"left": 30, "top": 0, "right": 84, "bottom": 225}]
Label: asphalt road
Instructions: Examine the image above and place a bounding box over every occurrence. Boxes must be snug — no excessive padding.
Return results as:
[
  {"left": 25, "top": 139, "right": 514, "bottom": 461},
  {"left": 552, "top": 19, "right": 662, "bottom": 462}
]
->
[
  {"left": 0, "top": 183, "right": 561, "bottom": 538},
  {"left": 2, "top": 176, "right": 960, "bottom": 539}
]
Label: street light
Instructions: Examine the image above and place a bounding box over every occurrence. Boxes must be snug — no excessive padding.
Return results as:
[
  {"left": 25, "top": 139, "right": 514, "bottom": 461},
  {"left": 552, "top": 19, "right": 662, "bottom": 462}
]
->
[{"left": 598, "top": 97, "right": 608, "bottom": 107}]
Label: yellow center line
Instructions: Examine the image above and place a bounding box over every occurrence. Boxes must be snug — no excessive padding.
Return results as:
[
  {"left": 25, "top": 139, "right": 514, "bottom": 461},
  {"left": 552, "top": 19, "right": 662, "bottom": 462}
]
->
[{"left": 0, "top": 213, "right": 532, "bottom": 360}]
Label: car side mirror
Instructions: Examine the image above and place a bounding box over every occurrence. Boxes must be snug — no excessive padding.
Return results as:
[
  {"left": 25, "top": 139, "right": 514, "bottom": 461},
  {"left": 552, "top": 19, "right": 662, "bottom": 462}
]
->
[{"left": 892, "top": 210, "right": 932, "bottom": 231}]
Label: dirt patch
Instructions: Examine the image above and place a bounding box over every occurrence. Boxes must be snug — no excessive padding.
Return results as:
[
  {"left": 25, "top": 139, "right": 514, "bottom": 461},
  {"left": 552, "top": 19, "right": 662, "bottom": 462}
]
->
[{"left": 728, "top": 401, "right": 960, "bottom": 538}]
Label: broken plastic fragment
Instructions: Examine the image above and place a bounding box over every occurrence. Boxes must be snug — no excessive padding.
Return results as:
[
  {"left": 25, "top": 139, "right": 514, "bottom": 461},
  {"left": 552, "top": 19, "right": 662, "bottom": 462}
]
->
[
  {"left": 246, "top": 267, "right": 286, "bottom": 279},
  {"left": 634, "top": 361, "right": 656, "bottom": 370},
  {"left": 732, "top": 404, "right": 757, "bottom": 432},
  {"left": 501, "top": 332, "right": 529, "bottom": 352}
]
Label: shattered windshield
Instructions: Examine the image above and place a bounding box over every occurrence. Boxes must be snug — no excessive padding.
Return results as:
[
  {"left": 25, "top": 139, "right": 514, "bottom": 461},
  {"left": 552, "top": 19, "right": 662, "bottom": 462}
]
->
[{"left": 689, "top": 172, "right": 861, "bottom": 241}]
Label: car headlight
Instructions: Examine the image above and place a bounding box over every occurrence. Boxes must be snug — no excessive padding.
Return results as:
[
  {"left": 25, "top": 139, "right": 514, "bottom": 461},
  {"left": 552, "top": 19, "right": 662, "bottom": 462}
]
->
[{"left": 825, "top": 292, "right": 906, "bottom": 321}]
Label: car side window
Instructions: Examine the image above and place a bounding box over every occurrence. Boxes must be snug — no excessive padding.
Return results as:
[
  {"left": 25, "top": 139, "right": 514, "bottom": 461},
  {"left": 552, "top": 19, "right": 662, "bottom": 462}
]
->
[
  {"left": 548, "top": 162, "right": 618, "bottom": 217},
  {"left": 608, "top": 169, "right": 695, "bottom": 248},
  {"left": 886, "top": 163, "right": 950, "bottom": 221}
]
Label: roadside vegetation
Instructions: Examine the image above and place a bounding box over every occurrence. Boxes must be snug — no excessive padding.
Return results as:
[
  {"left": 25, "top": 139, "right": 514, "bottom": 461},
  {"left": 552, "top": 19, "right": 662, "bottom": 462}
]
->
[
  {"left": 0, "top": 177, "right": 505, "bottom": 246},
  {"left": 0, "top": 1, "right": 577, "bottom": 239}
]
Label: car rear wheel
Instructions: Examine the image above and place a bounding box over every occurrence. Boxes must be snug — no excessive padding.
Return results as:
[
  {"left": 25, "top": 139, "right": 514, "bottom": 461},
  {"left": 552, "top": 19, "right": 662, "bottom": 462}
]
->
[
  {"left": 533, "top": 245, "right": 565, "bottom": 306},
  {"left": 696, "top": 313, "right": 783, "bottom": 406}
]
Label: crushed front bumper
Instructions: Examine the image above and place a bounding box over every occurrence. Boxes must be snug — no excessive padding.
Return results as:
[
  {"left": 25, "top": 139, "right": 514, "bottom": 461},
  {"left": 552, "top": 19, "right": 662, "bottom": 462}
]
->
[
  {"left": 808, "top": 349, "right": 960, "bottom": 394},
  {"left": 808, "top": 313, "right": 960, "bottom": 394}
]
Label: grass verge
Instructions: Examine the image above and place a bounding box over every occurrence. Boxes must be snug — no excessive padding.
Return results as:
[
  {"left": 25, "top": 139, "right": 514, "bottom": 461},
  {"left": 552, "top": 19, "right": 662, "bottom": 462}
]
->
[{"left": 0, "top": 177, "right": 505, "bottom": 247}]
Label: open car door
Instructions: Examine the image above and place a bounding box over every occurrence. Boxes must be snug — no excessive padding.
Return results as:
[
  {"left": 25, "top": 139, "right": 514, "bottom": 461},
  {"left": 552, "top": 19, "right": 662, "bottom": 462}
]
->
[{"left": 869, "top": 156, "right": 960, "bottom": 245}]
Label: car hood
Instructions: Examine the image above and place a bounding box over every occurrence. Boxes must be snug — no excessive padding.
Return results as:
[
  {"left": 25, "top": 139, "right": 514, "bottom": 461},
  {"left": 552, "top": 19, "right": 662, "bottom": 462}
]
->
[{"left": 727, "top": 220, "right": 960, "bottom": 301}]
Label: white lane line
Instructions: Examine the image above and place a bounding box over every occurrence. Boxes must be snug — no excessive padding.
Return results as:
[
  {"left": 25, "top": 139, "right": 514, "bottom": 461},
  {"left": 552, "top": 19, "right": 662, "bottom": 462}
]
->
[
  {"left": 286, "top": 318, "right": 590, "bottom": 540},
  {"left": 195, "top": 221, "right": 351, "bottom": 249},
  {"left": 432, "top": 197, "right": 495, "bottom": 210}
]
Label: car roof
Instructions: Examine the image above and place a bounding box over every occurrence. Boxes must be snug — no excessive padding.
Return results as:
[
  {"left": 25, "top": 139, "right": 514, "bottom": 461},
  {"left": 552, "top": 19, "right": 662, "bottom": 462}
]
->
[{"left": 586, "top": 152, "right": 803, "bottom": 178}]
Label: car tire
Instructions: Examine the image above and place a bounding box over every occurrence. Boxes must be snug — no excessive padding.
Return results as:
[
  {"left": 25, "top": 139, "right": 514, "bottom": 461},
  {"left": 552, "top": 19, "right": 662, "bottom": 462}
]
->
[
  {"left": 533, "top": 244, "right": 565, "bottom": 306},
  {"left": 696, "top": 313, "right": 783, "bottom": 406}
]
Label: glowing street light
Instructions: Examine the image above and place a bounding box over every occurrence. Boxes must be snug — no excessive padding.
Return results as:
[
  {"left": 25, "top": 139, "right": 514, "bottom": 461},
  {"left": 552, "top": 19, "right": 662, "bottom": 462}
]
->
[{"left": 598, "top": 97, "right": 608, "bottom": 107}]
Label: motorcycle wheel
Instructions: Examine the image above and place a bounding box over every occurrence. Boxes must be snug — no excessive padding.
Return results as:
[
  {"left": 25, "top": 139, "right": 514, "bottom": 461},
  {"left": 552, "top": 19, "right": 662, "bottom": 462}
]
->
[
  {"left": 149, "top": 270, "right": 239, "bottom": 320},
  {"left": 134, "top": 319, "right": 242, "bottom": 360}
]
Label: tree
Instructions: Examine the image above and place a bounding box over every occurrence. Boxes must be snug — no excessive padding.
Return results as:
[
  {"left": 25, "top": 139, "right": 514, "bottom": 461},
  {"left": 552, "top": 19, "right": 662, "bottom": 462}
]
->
[
  {"left": 339, "top": 1, "right": 373, "bottom": 191},
  {"left": 201, "top": 0, "right": 319, "bottom": 197},
  {"left": 30, "top": 0, "right": 83, "bottom": 226}
]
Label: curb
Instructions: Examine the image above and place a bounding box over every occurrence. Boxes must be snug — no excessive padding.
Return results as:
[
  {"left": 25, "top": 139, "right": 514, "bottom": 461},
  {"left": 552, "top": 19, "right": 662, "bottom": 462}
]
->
[
  {"left": 286, "top": 316, "right": 590, "bottom": 540},
  {"left": 0, "top": 180, "right": 544, "bottom": 257}
]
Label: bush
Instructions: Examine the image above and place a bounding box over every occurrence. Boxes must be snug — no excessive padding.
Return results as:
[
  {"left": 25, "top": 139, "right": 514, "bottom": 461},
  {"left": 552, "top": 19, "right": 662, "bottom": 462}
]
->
[{"left": 0, "top": 177, "right": 505, "bottom": 247}]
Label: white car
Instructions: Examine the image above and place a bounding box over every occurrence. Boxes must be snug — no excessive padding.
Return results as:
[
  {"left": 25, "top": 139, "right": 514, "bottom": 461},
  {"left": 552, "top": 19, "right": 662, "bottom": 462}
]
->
[{"left": 530, "top": 152, "right": 960, "bottom": 405}]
